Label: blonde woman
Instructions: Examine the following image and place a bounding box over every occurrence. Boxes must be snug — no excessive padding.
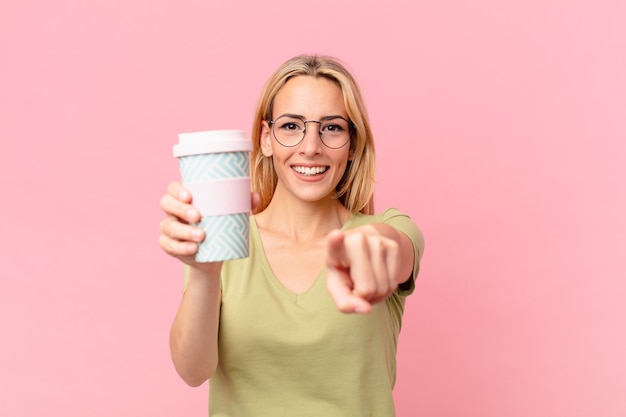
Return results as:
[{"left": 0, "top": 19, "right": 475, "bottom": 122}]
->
[{"left": 159, "top": 54, "right": 424, "bottom": 416}]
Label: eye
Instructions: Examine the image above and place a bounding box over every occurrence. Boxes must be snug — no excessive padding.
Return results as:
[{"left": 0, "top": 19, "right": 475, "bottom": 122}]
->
[
  {"left": 283, "top": 122, "right": 300, "bottom": 131},
  {"left": 325, "top": 124, "right": 343, "bottom": 132},
  {"left": 276, "top": 118, "right": 304, "bottom": 133},
  {"left": 321, "top": 120, "right": 347, "bottom": 134}
]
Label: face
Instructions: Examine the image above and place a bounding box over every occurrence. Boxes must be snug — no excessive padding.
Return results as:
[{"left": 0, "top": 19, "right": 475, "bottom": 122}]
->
[{"left": 261, "top": 75, "right": 353, "bottom": 205}]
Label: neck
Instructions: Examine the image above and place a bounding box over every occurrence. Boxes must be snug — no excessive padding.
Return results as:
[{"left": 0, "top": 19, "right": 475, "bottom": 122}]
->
[{"left": 256, "top": 191, "right": 350, "bottom": 242}]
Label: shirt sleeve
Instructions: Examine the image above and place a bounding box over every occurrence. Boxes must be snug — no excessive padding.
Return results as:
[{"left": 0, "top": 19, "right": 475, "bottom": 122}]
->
[{"left": 380, "top": 208, "right": 425, "bottom": 297}]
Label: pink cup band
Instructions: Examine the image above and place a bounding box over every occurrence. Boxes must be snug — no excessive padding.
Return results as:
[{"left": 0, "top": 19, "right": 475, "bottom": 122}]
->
[{"left": 183, "top": 177, "right": 251, "bottom": 217}]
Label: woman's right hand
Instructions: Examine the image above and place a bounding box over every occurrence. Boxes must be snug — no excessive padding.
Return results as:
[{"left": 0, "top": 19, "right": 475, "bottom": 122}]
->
[
  {"left": 159, "top": 181, "right": 210, "bottom": 268},
  {"left": 159, "top": 181, "right": 260, "bottom": 271}
]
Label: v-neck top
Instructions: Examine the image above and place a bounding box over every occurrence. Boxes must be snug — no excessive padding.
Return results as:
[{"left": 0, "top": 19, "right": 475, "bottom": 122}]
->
[
  {"left": 245, "top": 213, "right": 350, "bottom": 303},
  {"left": 209, "top": 208, "right": 424, "bottom": 417}
]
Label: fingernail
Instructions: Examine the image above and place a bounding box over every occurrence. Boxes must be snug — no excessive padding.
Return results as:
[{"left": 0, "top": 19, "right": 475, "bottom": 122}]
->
[
  {"left": 186, "top": 208, "right": 197, "bottom": 220},
  {"left": 355, "top": 306, "right": 368, "bottom": 314},
  {"left": 192, "top": 229, "right": 203, "bottom": 239}
]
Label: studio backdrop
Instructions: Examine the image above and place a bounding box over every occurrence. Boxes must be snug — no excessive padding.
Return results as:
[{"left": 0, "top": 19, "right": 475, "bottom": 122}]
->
[{"left": 1, "top": 1, "right": 625, "bottom": 416}]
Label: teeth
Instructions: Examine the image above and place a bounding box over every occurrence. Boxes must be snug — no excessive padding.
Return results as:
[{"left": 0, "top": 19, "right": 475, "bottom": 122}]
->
[{"left": 293, "top": 166, "right": 328, "bottom": 176}]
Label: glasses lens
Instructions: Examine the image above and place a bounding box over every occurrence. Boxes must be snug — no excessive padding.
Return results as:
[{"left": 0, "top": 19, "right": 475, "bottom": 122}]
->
[
  {"left": 272, "top": 116, "right": 305, "bottom": 147},
  {"left": 319, "top": 118, "right": 350, "bottom": 149}
]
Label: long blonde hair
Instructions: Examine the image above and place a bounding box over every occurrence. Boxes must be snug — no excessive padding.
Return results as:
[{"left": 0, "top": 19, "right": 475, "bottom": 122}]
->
[{"left": 251, "top": 55, "right": 376, "bottom": 214}]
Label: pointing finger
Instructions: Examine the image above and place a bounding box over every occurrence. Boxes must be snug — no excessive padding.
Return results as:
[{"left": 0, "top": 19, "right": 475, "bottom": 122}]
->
[{"left": 326, "top": 230, "right": 349, "bottom": 269}]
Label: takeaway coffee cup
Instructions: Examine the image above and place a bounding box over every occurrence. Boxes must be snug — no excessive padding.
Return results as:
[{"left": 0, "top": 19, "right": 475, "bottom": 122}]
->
[{"left": 173, "top": 130, "right": 252, "bottom": 262}]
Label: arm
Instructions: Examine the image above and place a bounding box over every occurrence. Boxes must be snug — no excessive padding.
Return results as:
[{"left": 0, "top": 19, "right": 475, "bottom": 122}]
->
[
  {"left": 169, "top": 265, "right": 221, "bottom": 387},
  {"left": 159, "top": 181, "right": 221, "bottom": 386}
]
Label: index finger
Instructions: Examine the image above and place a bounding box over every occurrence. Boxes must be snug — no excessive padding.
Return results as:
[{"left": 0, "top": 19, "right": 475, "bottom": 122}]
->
[
  {"left": 167, "top": 181, "right": 192, "bottom": 203},
  {"left": 326, "top": 230, "right": 350, "bottom": 269}
]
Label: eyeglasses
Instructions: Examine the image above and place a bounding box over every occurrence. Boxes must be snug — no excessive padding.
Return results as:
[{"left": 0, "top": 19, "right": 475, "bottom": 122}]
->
[{"left": 269, "top": 114, "right": 352, "bottom": 149}]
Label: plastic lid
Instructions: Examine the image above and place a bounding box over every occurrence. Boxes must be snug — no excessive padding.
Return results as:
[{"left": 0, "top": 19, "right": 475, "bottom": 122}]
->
[{"left": 173, "top": 130, "right": 252, "bottom": 157}]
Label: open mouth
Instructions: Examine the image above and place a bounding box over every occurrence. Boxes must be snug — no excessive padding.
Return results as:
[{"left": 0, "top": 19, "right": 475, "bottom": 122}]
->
[{"left": 291, "top": 166, "right": 329, "bottom": 176}]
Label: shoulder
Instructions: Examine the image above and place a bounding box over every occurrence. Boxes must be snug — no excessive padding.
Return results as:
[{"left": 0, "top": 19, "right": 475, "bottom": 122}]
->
[
  {"left": 346, "top": 207, "right": 425, "bottom": 264},
  {"left": 348, "top": 208, "right": 422, "bottom": 240}
]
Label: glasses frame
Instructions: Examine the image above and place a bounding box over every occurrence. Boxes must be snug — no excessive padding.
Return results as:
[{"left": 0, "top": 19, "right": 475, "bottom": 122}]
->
[{"left": 268, "top": 115, "right": 353, "bottom": 149}]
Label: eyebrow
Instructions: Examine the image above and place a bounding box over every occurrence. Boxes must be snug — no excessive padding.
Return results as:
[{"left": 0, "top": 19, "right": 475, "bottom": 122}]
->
[{"left": 276, "top": 113, "right": 349, "bottom": 121}]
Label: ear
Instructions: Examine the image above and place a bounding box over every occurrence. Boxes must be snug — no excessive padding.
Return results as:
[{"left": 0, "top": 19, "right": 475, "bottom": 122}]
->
[
  {"left": 348, "top": 140, "right": 355, "bottom": 160},
  {"left": 260, "top": 121, "right": 273, "bottom": 157}
]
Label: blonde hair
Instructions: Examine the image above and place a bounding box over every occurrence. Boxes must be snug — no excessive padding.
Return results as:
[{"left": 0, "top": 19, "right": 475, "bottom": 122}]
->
[{"left": 251, "top": 55, "right": 376, "bottom": 214}]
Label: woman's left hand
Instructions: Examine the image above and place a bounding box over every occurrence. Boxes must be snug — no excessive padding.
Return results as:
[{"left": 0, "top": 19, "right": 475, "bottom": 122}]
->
[{"left": 325, "top": 224, "right": 410, "bottom": 314}]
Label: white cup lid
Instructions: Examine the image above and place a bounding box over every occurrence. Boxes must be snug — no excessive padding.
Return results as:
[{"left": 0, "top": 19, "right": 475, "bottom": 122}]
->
[{"left": 173, "top": 130, "right": 252, "bottom": 157}]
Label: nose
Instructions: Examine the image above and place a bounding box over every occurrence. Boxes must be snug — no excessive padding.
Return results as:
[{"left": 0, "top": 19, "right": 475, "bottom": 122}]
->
[{"left": 300, "top": 121, "right": 323, "bottom": 154}]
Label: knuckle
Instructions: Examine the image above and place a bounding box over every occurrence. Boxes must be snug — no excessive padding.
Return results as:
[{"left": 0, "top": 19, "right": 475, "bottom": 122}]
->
[
  {"left": 355, "top": 282, "right": 376, "bottom": 299},
  {"left": 159, "top": 217, "right": 171, "bottom": 233},
  {"left": 360, "top": 224, "right": 376, "bottom": 234},
  {"left": 384, "top": 237, "right": 398, "bottom": 250},
  {"left": 160, "top": 217, "right": 176, "bottom": 237},
  {"left": 171, "top": 239, "right": 192, "bottom": 256},
  {"left": 346, "top": 231, "right": 367, "bottom": 247},
  {"left": 166, "top": 181, "right": 180, "bottom": 196},
  {"left": 158, "top": 235, "right": 174, "bottom": 254},
  {"left": 159, "top": 194, "right": 168, "bottom": 210},
  {"left": 377, "top": 280, "right": 390, "bottom": 295},
  {"left": 166, "top": 237, "right": 179, "bottom": 254}
]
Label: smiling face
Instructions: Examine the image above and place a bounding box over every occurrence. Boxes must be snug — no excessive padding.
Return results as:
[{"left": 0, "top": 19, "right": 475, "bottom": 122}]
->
[{"left": 260, "top": 75, "right": 353, "bottom": 207}]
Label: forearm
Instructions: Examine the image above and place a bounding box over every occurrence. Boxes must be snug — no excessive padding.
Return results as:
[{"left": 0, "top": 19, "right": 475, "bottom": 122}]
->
[{"left": 170, "top": 265, "right": 222, "bottom": 386}]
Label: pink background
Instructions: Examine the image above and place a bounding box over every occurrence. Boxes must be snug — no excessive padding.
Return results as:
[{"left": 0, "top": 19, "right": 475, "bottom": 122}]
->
[{"left": 1, "top": 1, "right": 625, "bottom": 416}]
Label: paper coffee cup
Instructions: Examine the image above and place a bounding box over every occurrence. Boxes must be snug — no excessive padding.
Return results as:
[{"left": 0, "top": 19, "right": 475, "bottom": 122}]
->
[{"left": 173, "top": 130, "right": 252, "bottom": 262}]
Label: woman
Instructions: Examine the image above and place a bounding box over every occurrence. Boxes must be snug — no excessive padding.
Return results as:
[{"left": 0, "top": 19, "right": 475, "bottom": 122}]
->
[{"left": 159, "top": 54, "right": 424, "bottom": 416}]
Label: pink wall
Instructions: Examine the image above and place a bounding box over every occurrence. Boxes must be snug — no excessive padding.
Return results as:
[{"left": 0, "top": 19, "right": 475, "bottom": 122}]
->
[{"left": 1, "top": 1, "right": 624, "bottom": 416}]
